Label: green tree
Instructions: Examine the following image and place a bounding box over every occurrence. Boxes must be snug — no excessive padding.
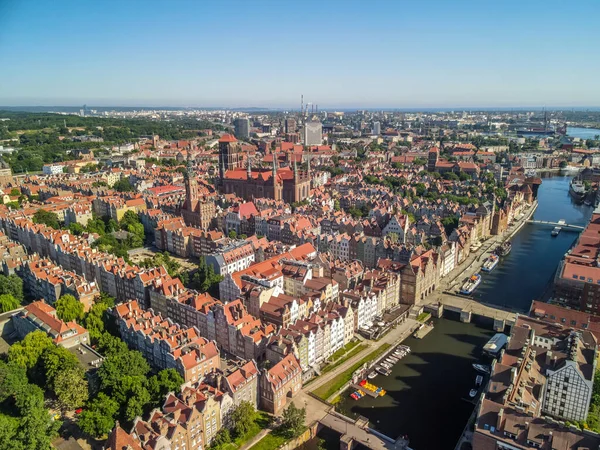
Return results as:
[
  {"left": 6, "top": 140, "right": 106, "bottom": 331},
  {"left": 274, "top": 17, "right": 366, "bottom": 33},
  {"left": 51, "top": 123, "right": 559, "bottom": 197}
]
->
[
  {"left": 228, "top": 230, "right": 237, "bottom": 239},
  {"left": 97, "top": 332, "right": 128, "bottom": 357},
  {"left": 0, "top": 274, "right": 24, "bottom": 301},
  {"left": 148, "top": 369, "right": 184, "bottom": 405},
  {"left": 113, "top": 178, "right": 135, "bottom": 192},
  {"left": 230, "top": 401, "right": 257, "bottom": 437},
  {"left": 280, "top": 403, "right": 306, "bottom": 438},
  {"left": 32, "top": 209, "right": 60, "bottom": 229},
  {"left": 98, "top": 350, "right": 150, "bottom": 394},
  {"left": 54, "top": 367, "right": 89, "bottom": 410},
  {"left": 211, "top": 428, "right": 232, "bottom": 449},
  {"left": 42, "top": 345, "right": 79, "bottom": 389},
  {"left": 0, "top": 360, "right": 28, "bottom": 403},
  {"left": 68, "top": 222, "right": 85, "bottom": 235},
  {"left": 8, "top": 330, "right": 54, "bottom": 375},
  {"left": 0, "top": 414, "right": 19, "bottom": 450},
  {"left": 86, "top": 218, "right": 106, "bottom": 235},
  {"left": 123, "top": 381, "right": 151, "bottom": 421},
  {"left": 192, "top": 257, "right": 223, "bottom": 296},
  {"left": 78, "top": 393, "right": 119, "bottom": 438},
  {"left": 55, "top": 294, "right": 84, "bottom": 322},
  {"left": 0, "top": 293, "right": 19, "bottom": 312},
  {"left": 83, "top": 302, "right": 110, "bottom": 339},
  {"left": 14, "top": 384, "right": 61, "bottom": 450},
  {"left": 333, "top": 199, "right": 340, "bottom": 211}
]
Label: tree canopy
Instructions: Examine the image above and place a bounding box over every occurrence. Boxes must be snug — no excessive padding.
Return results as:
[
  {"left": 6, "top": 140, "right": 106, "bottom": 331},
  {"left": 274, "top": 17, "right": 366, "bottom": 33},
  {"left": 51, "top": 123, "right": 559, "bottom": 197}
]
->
[
  {"left": 0, "top": 274, "right": 24, "bottom": 301},
  {"left": 55, "top": 294, "right": 84, "bottom": 322},
  {"left": 32, "top": 209, "right": 60, "bottom": 229}
]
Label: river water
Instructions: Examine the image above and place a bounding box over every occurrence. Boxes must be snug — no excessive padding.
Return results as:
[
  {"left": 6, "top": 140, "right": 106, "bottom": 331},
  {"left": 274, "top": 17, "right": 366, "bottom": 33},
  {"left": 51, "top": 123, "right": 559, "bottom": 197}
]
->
[
  {"left": 335, "top": 174, "right": 593, "bottom": 450},
  {"left": 568, "top": 127, "right": 600, "bottom": 140},
  {"left": 473, "top": 174, "right": 593, "bottom": 311}
]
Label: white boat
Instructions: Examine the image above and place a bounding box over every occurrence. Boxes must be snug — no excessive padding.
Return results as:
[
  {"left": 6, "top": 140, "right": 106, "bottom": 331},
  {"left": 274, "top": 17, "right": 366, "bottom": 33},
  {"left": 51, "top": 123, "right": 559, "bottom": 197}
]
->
[
  {"left": 481, "top": 254, "right": 499, "bottom": 272},
  {"left": 393, "top": 351, "right": 405, "bottom": 358},
  {"left": 473, "top": 364, "right": 490, "bottom": 374},
  {"left": 460, "top": 274, "right": 482, "bottom": 295},
  {"left": 551, "top": 227, "right": 561, "bottom": 236},
  {"left": 475, "top": 375, "right": 483, "bottom": 386},
  {"left": 376, "top": 366, "right": 391, "bottom": 376},
  {"left": 368, "top": 371, "right": 378, "bottom": 379},
  {"left": 469, "top": 389, "right": 478, "bottom": 398},
  {"left": 398, "top": 345, "right": 411, "bottom": 353},
  {"left": 385, "top": 357, "right": 397, "bottom": 365},
  {"left": 388, "top": 356, "right": 399, "bottom": 363},
  {"left": 381, "top": 362, "right": 392, "bottom": 369}
]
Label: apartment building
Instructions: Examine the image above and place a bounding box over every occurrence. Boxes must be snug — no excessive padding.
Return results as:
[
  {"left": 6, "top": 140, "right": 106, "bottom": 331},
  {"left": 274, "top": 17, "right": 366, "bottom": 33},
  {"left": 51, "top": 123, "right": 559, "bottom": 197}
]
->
[
  {"left": 259, "top": 353, "right": 302, "bottom": 415},
  {"left": 12, "top": 300, "right": 89, "bottom": 348},
  {"left": 20, "top": 257, "right": 99, "bottom": 311},
  {"left": 114, "top": 300, "right": 221, "bottom": 383},
  {"left": 205, "top": 240, "right": 255, "bottom": 276}
]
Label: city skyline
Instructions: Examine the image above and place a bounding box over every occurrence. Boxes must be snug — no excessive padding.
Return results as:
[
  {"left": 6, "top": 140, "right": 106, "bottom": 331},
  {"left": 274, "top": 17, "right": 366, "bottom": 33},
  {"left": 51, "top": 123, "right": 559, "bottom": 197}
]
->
[{"left": 1, "top": 0, "right": 600, "bottom": 108}]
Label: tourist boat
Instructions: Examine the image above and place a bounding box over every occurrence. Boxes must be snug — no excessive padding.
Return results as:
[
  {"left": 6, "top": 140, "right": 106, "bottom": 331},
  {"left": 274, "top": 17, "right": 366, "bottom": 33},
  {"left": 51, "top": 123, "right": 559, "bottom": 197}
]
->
[
  {"left": 473, "top": 364, "right": 491, "bottom": 374},
  {"left": 496, "top": 241, "right": 512, "bottom": 256},
  {"left": 469, "top": 389, "right": 478, "bottom": 398},
  {"left": 569, "top": 179, "right": 587, "bottom": 203},
  {"left": 368, "top": 371, "right": 378, "bottom": 380},
  {"left": 481, "top": 254, "right": 499, "bottom": 272},
  {"left": 460, "top": 274, "right": 482, "bottom": 295},
  {"left": 475, "top": 375, "right": 483, "bottom": 386},
  {"left": 551, "top": 226, "right": 561, "bottom": 236},
  {"left": 376, "top": 366, "right": 391, "bottom": 376}
]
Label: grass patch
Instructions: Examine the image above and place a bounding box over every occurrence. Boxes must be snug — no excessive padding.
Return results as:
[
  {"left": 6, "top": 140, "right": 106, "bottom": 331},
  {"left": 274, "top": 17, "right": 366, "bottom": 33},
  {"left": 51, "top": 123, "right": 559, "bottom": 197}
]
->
[
  {"left": 217, "top": 412, "right": 272, "bottom": 450},
  {"left": 417, "top": 312, "right": 431, "bottom": 323},
  {"left": 321, "top": 343, "right": 367, "bottom": 374},
  {"left": 329, "top": 340, "right": 359, "bottom": 361},
  {"left": 312, "top": 343, "right": 391, "bottom": 400},
  {"left": 248, "top": 431, "right": 287, "bottom": 450}
]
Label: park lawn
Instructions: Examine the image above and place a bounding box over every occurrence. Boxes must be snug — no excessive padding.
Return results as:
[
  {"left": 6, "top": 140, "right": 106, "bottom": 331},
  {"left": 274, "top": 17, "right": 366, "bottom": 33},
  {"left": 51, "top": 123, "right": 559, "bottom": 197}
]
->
[
  {"left": 312, "top": 343, "right": 391, "bottom": 400},
  {"left": 321, "top": 343, "right": 367, "bottom": 374},
  {"left": 247, "top": 432, "right": 287, "bottom": 450}
]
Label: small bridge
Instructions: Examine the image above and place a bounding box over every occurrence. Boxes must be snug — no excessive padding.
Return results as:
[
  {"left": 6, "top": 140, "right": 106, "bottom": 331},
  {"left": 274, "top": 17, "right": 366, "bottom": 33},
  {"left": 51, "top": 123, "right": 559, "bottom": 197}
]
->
[{"left": 527, "top": 220, "right": 584, "bottom": 231}]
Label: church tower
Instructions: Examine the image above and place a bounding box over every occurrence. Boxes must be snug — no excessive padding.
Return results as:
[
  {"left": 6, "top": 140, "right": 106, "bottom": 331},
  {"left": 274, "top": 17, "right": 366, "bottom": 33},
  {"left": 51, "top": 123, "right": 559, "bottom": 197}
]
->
[
  {"left": 428, "top": 147, "right": 439, "bottom": 172},
  {"left": 218, "top": 134, "right": 241, "bottom": 180}
]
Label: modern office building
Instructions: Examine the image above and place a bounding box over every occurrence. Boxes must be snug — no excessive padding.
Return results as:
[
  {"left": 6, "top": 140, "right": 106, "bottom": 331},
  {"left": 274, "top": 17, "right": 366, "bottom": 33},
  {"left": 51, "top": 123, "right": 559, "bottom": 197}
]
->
[
  {"left": 234, "top": 118, "right": 250, "bottom": 139},
  {"left": 303, "top": 118, "right": 322, "bottom": 146}
]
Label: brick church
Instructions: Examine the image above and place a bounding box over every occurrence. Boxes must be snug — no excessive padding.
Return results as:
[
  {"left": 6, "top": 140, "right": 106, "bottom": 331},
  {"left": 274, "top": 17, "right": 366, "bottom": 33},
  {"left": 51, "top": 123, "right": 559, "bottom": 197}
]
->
[
  {"left": 218, "top": 134, "right": 311, "bottom": 204},
  {"left": 181, "top": 164, "right": 216, "bottom": 229}
]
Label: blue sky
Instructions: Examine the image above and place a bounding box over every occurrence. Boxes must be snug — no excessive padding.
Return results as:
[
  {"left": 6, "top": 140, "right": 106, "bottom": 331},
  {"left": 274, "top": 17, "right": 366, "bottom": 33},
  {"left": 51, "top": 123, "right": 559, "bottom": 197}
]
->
[{"left": 0, "top": 0, "right": 599, "bottom": 108}]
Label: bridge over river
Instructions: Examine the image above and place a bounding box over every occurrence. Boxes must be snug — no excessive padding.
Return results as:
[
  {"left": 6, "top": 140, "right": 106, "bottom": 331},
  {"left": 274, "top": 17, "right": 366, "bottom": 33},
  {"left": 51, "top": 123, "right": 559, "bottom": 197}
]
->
[{"left": 526, "top": 219, "right": 584, "bottom": 231}]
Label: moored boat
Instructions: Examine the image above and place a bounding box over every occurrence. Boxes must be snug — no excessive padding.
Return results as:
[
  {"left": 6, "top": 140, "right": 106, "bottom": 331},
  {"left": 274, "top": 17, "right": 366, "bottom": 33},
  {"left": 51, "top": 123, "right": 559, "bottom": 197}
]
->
[
  {"left": 496, "top": 241, "right": 512, "bottom": 256},
  {"left": 473, "top": 363, "right": 490, "bottom": 374},
  {"left": 460, "top": 274, "right": 482, "bottom": 295},
  {"left": 376, "top": 366, "right": 391, "bottom": 376},
  {"left": 469, "top": 389, "right": 478, "bottom": 398},
  {"left": 481, "top": 254, "right": 499, "bottom": 272},
  {"left": 368, "top": 371, "right": 378, "bottom": 379}
]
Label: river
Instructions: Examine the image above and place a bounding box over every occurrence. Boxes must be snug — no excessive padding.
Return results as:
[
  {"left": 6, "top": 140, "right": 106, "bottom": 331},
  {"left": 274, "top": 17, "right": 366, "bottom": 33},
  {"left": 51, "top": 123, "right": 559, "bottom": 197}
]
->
[
  {"left": 473, "top": 174, "right": 593, "bottom": 311},
  {"left": 334, "top": 174, "right": 592, "bottom": 450},
  {"left": 568, "top": 126, "right": 600, "bottom": 140}
]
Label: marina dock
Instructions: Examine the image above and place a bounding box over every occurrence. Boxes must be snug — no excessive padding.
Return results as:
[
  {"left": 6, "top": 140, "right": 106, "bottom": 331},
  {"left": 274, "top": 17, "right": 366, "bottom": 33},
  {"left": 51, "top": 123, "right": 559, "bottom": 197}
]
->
[{"left": 414, "top": 323, "right": 434, "bottom": 339}]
